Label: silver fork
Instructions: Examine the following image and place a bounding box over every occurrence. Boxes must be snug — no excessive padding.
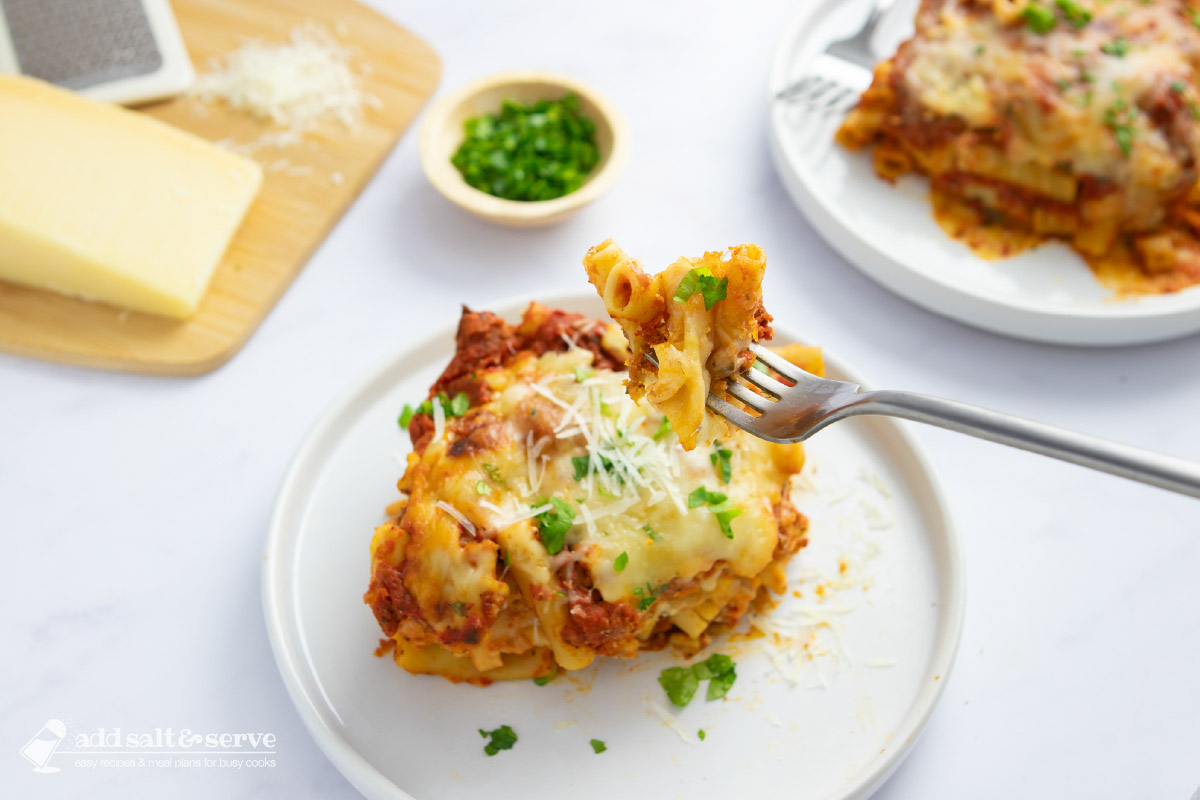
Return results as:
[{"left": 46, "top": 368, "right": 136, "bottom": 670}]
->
[
  {"left": 708, "top": 343, "right": 1200, "bottom": 499},
  {"left": 774, "top": 0, "right": 898, "bottom": 115}
]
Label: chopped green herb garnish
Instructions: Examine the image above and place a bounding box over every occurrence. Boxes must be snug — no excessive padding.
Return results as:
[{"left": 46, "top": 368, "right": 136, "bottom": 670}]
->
[
  {"left": 713, "top": 507, "right": 743, "bottom": 539},
  {"left": 1104, "top": 101, "right": 1136, "bottom": 156},
  {"left": 572, "top": 451, "right": 625, "bottom": 483},
  {"left": 691, "top": 653, "right": 732, "bottom": 680},
  {"left": 532, "top": 498, "right": 575, "bottom": 554},
  {"left": 1171, "top": 80, "right": 1187, "bottom": 94},
  {"left": 1054, "top": 0, "right": 1091, "bottom": 28},
  {"left": 403, "top": 392, "right": 471, "bottom": 427},
  {"left": 533, "top": 663, "right": 557, "bottom": 686},
  {"left": 750, "top": 360, "right": 768, "bottom": 374},
  {"left": 589, "top": 739, "right": 607, "bottom": 754},
  {"left": 614, "top": 552, "right": 629, "bottom": 572},
  {"left": 710, "top": 443, "right": 733, "bottom": 484},
  {"left": 573, "top": 365, "right": 595, "bottom": 383},
  {"left": 1190, "top": 8, "right": 1200, "bottom": 29},
  {"left": 1020, "top": 3, "right": 1057, "bottom": 33},
  {"left": 673, "top": 267, "right": 729, "bottom": 310},
  {"left": 688, "top": 486, "right": 728, "bottom": 508},
  {"left": 1100, "top": 37, "right": 1130, "bottom": 57},
  {"left": 693, "top": 654, "right": 737, "bottom": 699},
  {"left": 451, "top": 93, "right": 599, "bottom": 202},
  {"left": 482, "top": 463, "right": 508, "bottom": 489},
  {"left": 475, "top": 480, "right": 488, "bottom": 495},
  {"left": 698, "top": 729, "right": 707, "bottom": 741},
  {"left": 1071, "top": 48, "right": 1086, "bottom": 58},
  {"left": 658, "top": 666, "right": 700, "bottom": 707},
  {"left": 449, "top": 391, "right": 470, "bottom": 416},
  {"left": 571, "top": 455, "right": 590, "bottom": 481},
  {"left": 632, "top": 583, "right": 660, "bottom": 611},
  {"left": 706, "top": 667, "right": 737, "bottom": 700},
  {"left": 449, "top": 601, "right": 469, "bottom": 617},
  {"left": 1191, "top": 102, "right": 1200, "bottom": 120},
  {"left": 687, "top": 487, "right": 741, "bottom": 537},
  {"left": 658, "top": 654, "right": 738, "bottom": 707},
  {"left": 479, "top": 725, "right": 518, "bottom": 756},
  {"left": 973, "top": 44, "right": 985, "bottom": 55},
  {"left": 642, "top": 524, "right": 662, "bottom": 542},
  {"left": 1113, "top": 125, "right": 1133, "bottom": 155},
  {"left": 652, "top": 417, "right": 673, "bottom": 441}
]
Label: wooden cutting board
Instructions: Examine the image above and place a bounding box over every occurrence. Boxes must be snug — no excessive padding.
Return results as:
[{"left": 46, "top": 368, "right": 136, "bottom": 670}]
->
[{"left": 0, "top": 0, "right": 440, "bottom": 375}]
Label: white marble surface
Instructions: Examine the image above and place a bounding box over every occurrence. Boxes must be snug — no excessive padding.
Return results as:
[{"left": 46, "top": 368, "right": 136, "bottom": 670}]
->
[{"left": 3, "top": 1, "right": 1199, "bottom": 797}]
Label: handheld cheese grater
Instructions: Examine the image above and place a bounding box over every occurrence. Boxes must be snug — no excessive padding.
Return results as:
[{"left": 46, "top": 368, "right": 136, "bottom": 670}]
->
[{"left": 0, "top": 0, "right": 193, "bottom": 105}]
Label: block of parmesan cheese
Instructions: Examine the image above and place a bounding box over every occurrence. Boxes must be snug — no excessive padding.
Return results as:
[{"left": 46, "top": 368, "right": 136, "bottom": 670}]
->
[{"left": 0, "top": 75, "right": 263, "bottom": 319}]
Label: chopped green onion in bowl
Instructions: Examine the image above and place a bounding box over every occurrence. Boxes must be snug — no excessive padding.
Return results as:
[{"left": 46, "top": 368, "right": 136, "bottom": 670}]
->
[{"left": 450, "top": 93, "right": 601, "bottom": 202}]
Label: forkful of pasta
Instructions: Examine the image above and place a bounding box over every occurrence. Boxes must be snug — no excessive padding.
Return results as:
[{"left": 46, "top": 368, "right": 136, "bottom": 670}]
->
[{"left": 584, "top": 239, "right": 1200, "bottom": 499}]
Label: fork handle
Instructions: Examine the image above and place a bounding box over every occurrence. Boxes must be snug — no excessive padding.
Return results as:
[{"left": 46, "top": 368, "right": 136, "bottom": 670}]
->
[{"left": 842, "top": 390, "right": 1200, "bottom": 499}]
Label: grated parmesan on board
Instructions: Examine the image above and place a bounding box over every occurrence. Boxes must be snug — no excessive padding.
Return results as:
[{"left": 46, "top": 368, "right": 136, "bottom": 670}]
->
[{"left": 190, "top": 23, "right": 377, "bottom": 153}]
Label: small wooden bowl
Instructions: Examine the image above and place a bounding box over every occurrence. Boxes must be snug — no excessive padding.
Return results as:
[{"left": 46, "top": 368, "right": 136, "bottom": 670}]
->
[{"left": 419, "top": 71, "right": 629, "bottom": 227}]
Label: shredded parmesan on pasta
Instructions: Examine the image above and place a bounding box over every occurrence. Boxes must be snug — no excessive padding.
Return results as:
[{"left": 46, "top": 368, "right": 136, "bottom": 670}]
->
[
  {"left": 189, "top": 23, "right": 377, "bottom": 154},
  {"left": 478, "top": 499, "right": 505, "bottom": 515},
  {"left": 496, "top": 503, "right": 554, "bottom": 530},
  {"left": 431, "top": 397, "right": 445, "bottom": 443},
  {"left": 435, "top": 501, "right": 475, "bottom": 536},
  {"left": 529, "top": 368, "right": 686, "bottom": 519}
]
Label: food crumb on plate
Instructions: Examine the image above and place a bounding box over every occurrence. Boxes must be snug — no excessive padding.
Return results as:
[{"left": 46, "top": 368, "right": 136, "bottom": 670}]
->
[{"left": 863, "top": 657, "right": 898, "bottom": 668}]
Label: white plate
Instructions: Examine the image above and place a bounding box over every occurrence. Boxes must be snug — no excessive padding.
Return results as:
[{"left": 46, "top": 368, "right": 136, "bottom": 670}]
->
[
  {"left": 262, "top": 290, "right": 965, "bottom": 800},
  {"left": 768, "top": 0, "right": 1200, "bottom": 346}
]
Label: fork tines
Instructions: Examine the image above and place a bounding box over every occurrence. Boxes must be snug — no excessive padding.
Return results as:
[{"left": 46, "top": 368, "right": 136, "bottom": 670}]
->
[
  {"left": 747, "top": 342, "right": 803, "bottom": 381},
  {"left": 773, "top": 75, "right": 859, "bottom": 115},
  {"left": 723, "top": 343, "right": 798, "bottom": 412}
]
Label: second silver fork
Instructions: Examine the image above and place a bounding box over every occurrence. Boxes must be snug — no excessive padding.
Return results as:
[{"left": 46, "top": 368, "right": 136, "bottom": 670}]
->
[{"left": 774, "top": 0, "right": 898, "bottom": 115}]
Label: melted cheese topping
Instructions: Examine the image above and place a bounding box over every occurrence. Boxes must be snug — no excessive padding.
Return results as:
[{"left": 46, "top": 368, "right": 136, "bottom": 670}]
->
[
  {"left": 906, "top": 0, "right": 1199, "bottom": 187},
  {"left": 367, "top": 307, "right": 812, "bottom": 682},
  {"left": 421, "top": 348, "right": 798, "bottom": 604}
]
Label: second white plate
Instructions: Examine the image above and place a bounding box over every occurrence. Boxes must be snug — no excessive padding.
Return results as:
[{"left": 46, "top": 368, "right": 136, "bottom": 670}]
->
[
  {"left": 263, "top": 290, "right": 964, "bottom": 800},
  {"left": 768, "top": 0, "right": 1200, "bottom": 346}
]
